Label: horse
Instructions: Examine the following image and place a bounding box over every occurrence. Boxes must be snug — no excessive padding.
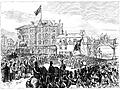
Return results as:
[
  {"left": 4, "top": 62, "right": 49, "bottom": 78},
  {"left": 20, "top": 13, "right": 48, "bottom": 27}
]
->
[{"left": 26, "top": 76, "right": 40, "bottom": 88}]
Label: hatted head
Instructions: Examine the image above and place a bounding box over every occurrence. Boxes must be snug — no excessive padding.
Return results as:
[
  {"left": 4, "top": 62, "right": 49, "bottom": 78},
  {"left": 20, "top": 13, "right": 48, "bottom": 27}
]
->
[{"left": 50, "top": 61, "right": 53, "bottom": 66}]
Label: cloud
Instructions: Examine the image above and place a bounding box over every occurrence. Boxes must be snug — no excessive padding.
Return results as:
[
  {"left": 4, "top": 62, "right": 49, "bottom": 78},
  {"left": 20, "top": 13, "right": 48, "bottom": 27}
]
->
[
  {"left": 1, "top": 28, "right": 17, "bottom": 41},
  {"left": 2, "top": 10, "right": 34, "bottom": 23},
  {"left": 1, "top": 1, "right": 119, "bottom": 38},
  {"left": 46, "top": 1, "right": 119, "bottom": 24},
  {"left": 88, "top": 20, "right": 119, "bottom": 30}
]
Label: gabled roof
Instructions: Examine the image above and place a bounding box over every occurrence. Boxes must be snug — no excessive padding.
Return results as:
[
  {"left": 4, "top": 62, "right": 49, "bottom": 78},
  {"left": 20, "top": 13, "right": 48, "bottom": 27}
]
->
[
  {"left": 16, "top": 24, "right": 33, "bottom": 30},
  {"left": 16, "top": 20, "right": 60, "bottom": 30},
  {"left": 41, "top": 20, "right": 59, "bottom": 26}
]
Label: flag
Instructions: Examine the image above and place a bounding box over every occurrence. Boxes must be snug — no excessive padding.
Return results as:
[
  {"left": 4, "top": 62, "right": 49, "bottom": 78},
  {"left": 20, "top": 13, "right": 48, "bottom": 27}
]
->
[
  {"left": 77, "top": 38, "right": 83, "bottom": 46},
  {"left": 34, "top": 5, "right": 41, "bottom": 16},
  {"left": 74, "top": 37, "right": 83, "bottom": 51},
  {"left": 74, "top": 43, "right": 79, "bottom": 51}
]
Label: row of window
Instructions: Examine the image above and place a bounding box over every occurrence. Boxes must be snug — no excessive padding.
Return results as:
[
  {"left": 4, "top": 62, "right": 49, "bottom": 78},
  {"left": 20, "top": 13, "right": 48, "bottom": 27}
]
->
[
  {"left": 59, "top": 40, "right": 76, "bottom": 46},
  {"left": 37, "top": 39, "right": 56, "bottom": 45},
  {"left": 29, "top": 27, "right": 57, "bottom": 33},
  {"left": 21, "top": 31, "right": 56, "bottom": 42},
  {"left": 25, "top": 38, "right": 56, "bottom": 46},
  {"left": 59, "top": 51, "right": 69, "bottom": 54},
  {"left": 38, "top": 40, "right": 50, "bottom": 45},
  {"left": 59, "top": 46, "right": 67, "bottom": 50},
  {"left": 37, "top": 48, "right": 56, "bottom": 54},
  {"left": 38, "top": 33, "right": 56, "bottom": 39},
  {"left": 30, "top": 48, "right": 56, "bottom": 54},
  {"left": 20, "top": 26, "right": 58, "bottom": 35}
]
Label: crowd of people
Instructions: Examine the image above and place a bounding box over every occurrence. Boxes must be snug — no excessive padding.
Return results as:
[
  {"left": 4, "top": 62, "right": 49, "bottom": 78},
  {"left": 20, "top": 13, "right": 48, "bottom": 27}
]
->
[
  {"left": 1, "top": 57, "right": 31, "bottom": 82},
  {"left": 1, "top": 54, "right": 119, "bottom": 88},
  {"left": 26, "top": 59, "right": 119, "bottom": 88}
]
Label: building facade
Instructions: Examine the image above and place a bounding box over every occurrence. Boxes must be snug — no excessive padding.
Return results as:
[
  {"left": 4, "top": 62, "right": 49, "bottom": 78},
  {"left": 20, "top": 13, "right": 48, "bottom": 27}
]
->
[
  {"left": 1, "top": 35, "right": 15, "bottom": 56},
  {"left": 1, "top": 35, "right": 8, "bottom": 56},
  {"left": 56, "top": 30, "right": 88, "bottom": 56},
  {"left": 7, "top": 38, "right": 15, "bottom": 49},
  {"left": 16, "top": 19, "right": 63, "bottom": 56}
]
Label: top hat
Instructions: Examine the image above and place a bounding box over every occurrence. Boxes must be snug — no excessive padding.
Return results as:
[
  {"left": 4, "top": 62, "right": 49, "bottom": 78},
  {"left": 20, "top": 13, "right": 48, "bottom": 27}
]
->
[{"left": 50, "top": 61, "right": 53, "bottom": 64}]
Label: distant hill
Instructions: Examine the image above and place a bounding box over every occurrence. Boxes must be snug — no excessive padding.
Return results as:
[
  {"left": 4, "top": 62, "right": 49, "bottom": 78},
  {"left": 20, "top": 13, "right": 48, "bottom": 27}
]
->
[{"left": 1, "top": 29, "right": 18, "bottom": 41}]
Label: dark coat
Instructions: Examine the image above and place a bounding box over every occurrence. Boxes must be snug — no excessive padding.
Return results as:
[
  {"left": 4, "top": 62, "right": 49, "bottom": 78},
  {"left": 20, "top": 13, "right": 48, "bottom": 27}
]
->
[
  {"left": 2, "top": 65, "right": 10, "bottom": 75},
  {"left": 33, "top": 66, "right": 41, "bottom": 79},
  {"left": 48, "top": 66, "right": 55, "bottom": 75}
]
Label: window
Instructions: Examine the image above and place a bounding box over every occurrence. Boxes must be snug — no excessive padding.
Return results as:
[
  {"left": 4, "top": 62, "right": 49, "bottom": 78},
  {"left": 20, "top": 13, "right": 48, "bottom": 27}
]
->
[
  {"left": 73, "top": 39, "right": 77, "bottom": 42},
  {"left": 38, "top": 34, "right": 41, "bottom": 39},
  {"left": 45, "top": 48, "right": 48, "bottom": 54},
  {"left": 60, "top": 46, "right": 62, "bottom": 49},
  {"left": 52, "top": 34, "right": 55, "bottom": 39},
  {"left": 52, "top": 39, "right": 56, "bottom": 44},
  {"left": 59, "top": 39, "right": 62, "bottom": 43},
  {"left": 45, "top": 40, "right": 48, "bottom": 45},
  {"left": 62, "top": 40, "right": 65, "bottom": 45},
  {"left": 45, "top": 27, "right": 48, "bottom": 32},
  {"left": 52, "top": 29, "right": 55, "bottom": 32},
  {"left": 38, "top": 28, "right": 41, "bottom": 32},
  {"left": 52, "top": 27, "right": 56, "bottom": 32},
  {"left": 68, "top": 39, "right": 73, "bottom": 45},
  {"left": 24, "top": 35, "right": 29, "bottom": 39},
  {"left": 42, "top": 34, "right": 45, "bottom": 39},
  {"left": 41, "top": 27, "right": 44, "bottom": 32},
  {"left": 65, "top": 46, "right": 67, "bottom": 50},
  {"left": 24, "top": 29, "right": 28, "bottom": 33},
  {"left": 38, "top": 49, "right": 41, "bottom": 54},
  {"left": 30, "top": 29, "right": 33, "bottom": 33},
  {"left": 45, "top": 33, "right": 48, "bottom": 38},
  {"left": 38, "top": 40, "right": 41, "bottom": 45}
]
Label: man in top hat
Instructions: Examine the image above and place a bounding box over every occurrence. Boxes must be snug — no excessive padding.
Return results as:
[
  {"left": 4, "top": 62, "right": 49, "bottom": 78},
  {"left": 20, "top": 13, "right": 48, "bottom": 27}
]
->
[
  {"left": 60, "top": 59, "right": 66, "bottom": 77},
  {"left": 33, "top": 61, "right": 41, "bottom": 79},
  {"left": 2, "top": 63, "right": 10, "bottom": 82},
  {"left": 60, "top": 59, "right": 66, "bottom": 71},
  {"left": 48, "top": 61, "right": 55, "bottom": 82}
]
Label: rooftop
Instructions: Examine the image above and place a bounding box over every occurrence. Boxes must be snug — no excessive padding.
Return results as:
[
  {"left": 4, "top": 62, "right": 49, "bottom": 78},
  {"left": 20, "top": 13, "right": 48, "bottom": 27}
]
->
[{"left": 16, "top": 19, "right": 62, "bottom": 30}]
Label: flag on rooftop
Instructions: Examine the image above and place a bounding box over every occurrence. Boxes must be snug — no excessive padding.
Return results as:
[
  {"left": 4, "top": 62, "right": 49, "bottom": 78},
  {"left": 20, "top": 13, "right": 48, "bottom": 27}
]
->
[{"left": 34, "top": 5, "right": 41, "bottom": 16}]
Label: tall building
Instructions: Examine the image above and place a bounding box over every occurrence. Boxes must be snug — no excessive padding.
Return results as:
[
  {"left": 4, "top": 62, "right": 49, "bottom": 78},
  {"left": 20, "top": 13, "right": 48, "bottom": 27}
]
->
[
  {"left": 1, "top": 35, "right": 15, "bottom": 55},
  {"left": 16, "top": 19, "right": 63, "bottom": 56},
  {"left": 1, "top": 35, "right": 8, "bottom": 55},
  {"left": 7, "top": 38, "right": 15, "bottom": 50}
]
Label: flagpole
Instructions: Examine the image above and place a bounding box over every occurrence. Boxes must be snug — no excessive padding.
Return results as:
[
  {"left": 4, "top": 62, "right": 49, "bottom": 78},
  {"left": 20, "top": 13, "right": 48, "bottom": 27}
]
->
[
  {"left": 38, "top": 5, "right": 42, "bottom": 25},
  {"left": 33, "top": 5, "right": 42, "bottom": 57},
  {"left": 41, "top": 6, "right": 42, "bottom": 22}
]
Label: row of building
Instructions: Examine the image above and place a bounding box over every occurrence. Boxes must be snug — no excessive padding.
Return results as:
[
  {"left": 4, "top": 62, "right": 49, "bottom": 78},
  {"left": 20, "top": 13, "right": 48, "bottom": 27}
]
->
[
  {"left": 15, "top": 18, "right": 87, "bottom": 56},
  {"left": 1, "top": 21, "right": 86, "bottom": 58},
  {"left": 16, "top": 20, "right": 62, "bottom": 56},
  {"left": 1, "top": 35, "right": 15, "bottom": 56},
  {"left": 2, "top": 6, "right": 117, "bottom": 59}
]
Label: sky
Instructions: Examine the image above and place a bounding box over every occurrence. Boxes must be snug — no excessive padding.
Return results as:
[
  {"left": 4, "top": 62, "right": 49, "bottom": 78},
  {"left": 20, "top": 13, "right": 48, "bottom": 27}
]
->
[{"left": 1, "top": 1, "right": 120, "bottom": 39}]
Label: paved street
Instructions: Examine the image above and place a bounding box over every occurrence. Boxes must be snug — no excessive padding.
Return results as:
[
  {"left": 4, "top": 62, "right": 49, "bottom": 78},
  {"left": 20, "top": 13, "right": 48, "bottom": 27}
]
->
[{"left": 0, "top": 78, "right": 28, "bottom": 89}]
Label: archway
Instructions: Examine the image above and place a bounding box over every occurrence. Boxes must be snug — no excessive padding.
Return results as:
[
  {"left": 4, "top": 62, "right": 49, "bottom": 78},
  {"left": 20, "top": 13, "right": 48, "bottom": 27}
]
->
[
  {"left": 97, "top": 46, "right": 113, "bottom": 59},
  {"left": 92, "top": 36, "right": 117, "bottom": 59}
]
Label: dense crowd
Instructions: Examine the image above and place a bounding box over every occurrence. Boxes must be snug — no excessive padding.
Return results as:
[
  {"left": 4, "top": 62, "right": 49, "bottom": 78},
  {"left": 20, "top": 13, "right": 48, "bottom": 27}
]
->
[
  {"left": 26, "top": 60, "right": 119, "bottom": 88},
  {"left": 1, "top": 55, "right": 119, "bottom": 88},
  {"left": 1, "top": 57, "right": 31, "bottom": 82}
]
